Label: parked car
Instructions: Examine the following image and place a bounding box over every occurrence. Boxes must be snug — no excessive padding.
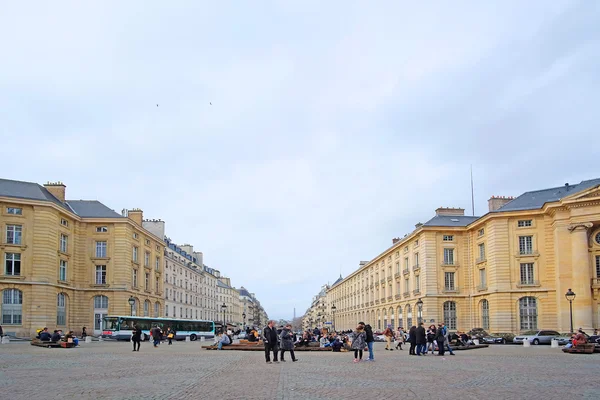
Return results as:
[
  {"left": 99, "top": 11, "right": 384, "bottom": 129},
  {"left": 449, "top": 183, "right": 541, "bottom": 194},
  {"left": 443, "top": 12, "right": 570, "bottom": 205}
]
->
[
  {"left": 374, "top": 334, "right": 386, "bottom": 342},
  {"left": 513, "top": 330, "right": 561, "bottom": 345},
  {"left": 481, "top": 335, "right": 506, "bottom": 344}
]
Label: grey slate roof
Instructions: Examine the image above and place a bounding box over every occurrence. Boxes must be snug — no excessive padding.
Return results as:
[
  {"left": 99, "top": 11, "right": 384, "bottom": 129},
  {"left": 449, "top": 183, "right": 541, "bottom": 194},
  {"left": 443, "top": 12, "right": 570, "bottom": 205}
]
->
[
  {"left": 0, "top": 178, "right": 68, "bottom": 210},
  {"left": 496, "top": 178, "right": 600, "bottom": 212},
  {"left": 332, "top": 274, "right": 344, "bottom": 286},
  {"left": 66, "top": 200, "right": 123, "bottom": 218},
  {"left": 423, "top": 215, "right": 480, "bottom": 227},
  {"left": 217, "top": 280, "right": 232, "bottom": 289}
]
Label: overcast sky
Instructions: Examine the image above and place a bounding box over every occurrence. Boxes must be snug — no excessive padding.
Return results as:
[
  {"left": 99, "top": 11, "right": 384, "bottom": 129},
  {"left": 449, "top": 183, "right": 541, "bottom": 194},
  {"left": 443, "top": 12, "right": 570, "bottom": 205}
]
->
[{"left": 1, "top": 1, "right": 599, "bottom": 320}]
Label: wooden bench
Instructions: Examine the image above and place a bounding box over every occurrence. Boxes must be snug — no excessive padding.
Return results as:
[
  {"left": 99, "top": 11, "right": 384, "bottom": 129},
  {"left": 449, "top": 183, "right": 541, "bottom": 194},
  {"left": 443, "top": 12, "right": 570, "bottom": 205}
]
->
[
  {"left": 202, "top": 344, "right": 332, "bottom": 352},
  {"left": 562, "top": 343, "right": 595, "bottom": 354},
  {"left": 31, "top": 339, "right": 62, "bottom": 348}
]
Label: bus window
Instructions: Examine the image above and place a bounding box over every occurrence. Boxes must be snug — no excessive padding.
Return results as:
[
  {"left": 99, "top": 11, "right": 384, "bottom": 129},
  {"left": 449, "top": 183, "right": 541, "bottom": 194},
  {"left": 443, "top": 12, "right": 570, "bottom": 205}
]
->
[{"left": 103, "top": 317, "right": 119, "bottom": 330}]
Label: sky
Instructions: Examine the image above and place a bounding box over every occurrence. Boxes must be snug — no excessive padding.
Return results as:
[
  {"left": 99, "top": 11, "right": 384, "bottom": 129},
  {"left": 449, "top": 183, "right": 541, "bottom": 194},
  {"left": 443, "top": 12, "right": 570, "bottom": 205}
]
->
[{"left": 1, "top": 1, "right": 599, "bottom": 320}]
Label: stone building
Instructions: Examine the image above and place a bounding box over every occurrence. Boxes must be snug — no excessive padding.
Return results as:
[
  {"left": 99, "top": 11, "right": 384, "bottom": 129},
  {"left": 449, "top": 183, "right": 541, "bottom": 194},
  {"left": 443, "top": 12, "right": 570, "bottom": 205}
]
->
[
  {"left": 326, "top": 178, "right": 600, "bottom": 334},
  {"left": 0, "top": 179, "right": 164, "bottom": 337}
]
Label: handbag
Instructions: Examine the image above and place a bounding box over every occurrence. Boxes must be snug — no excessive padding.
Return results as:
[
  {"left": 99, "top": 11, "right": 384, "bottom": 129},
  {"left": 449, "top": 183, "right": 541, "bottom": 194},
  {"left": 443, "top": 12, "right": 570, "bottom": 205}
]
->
[{"left": 168, "top": 333, "right": 174, "bottom": 339}]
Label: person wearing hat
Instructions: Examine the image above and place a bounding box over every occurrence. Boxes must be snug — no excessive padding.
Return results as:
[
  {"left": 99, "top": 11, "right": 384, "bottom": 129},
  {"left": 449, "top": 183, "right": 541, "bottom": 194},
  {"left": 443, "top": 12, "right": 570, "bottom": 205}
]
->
[{"left": 383, "top": 324, "right": 395, "bottom": 351}]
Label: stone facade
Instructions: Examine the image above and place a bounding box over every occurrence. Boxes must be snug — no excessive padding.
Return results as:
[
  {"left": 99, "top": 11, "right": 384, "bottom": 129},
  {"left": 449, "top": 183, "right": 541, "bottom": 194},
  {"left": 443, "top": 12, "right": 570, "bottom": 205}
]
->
[
  {"left": 325, "top": 179, "right": 600, "bottom": 333},
  {"left": 0, "top": 181, "right": 164, "bottom": 337}
]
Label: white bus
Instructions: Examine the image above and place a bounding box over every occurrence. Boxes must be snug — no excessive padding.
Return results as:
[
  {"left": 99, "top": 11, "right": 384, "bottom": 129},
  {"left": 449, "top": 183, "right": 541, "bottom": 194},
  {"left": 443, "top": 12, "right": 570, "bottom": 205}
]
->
[{"left": 102, "top": 316, "right": 215, "bottom": 341}]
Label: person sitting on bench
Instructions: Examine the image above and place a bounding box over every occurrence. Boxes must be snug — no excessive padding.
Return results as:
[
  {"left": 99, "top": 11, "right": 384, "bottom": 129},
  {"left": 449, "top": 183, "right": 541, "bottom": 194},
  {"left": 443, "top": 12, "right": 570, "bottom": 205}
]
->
[
  {"left": 51, "top": 329, "right": 61, "bottom": 342},
  {"left": 64, "top": 331, "right": 79, "bottom": 346},
  {"left": 217, "top": 333, "right": 231, "bottom": 350},
  {"left": 331, "top": 338, "right": 343, "bottom": 352}
]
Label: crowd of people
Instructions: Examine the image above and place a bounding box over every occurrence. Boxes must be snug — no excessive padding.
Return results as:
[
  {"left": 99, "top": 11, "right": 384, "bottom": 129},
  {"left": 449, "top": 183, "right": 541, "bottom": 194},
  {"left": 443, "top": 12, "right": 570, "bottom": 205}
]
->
[{"left": 35, "top": 327, "right": 82, "bottom": 346}]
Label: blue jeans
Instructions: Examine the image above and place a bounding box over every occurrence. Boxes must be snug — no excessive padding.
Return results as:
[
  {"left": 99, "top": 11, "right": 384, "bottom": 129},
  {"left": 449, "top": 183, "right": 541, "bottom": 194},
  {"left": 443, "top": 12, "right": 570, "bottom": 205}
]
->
[
  {"left": 218, "top": 341, "right": 226, "bottom": 350},
  {"left": 416, "top": 344, "right": 426, "bottom": 355},
  {"left": 367, "top": 341, "right": 374, "bottom": 360},
  {"left": 446, "top": 343, "right": 454, "bottom": 354},
  {"left": 153, "top": 339, "right": 160, "bottom": 346}
]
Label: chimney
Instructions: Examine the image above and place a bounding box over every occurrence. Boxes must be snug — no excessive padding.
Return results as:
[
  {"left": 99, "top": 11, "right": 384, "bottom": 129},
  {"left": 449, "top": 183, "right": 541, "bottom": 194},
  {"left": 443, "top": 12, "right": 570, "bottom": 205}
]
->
[
  {"left": 44, "top": 182, "right": 66, "bottom": 203},
  {"left": 415, "top": 222, "right": 423, "bottom": 229},
  {"left": 142, "top": 219, "right": 165, "bottom": 238},
  {"left": 392, "top": 237, "right": 400, "bottom": 244},
  {"left": 435, "top": 207, "right": 465, "bottom": 216},
  {"left": 359, "top": 261, "right": 368, "bottom": 267},
  {"left": 127, "top": 208, "right": 143, "bottom": 226},
  {"left": 488, "top": 196, "right": 514, "bottom": 212}
]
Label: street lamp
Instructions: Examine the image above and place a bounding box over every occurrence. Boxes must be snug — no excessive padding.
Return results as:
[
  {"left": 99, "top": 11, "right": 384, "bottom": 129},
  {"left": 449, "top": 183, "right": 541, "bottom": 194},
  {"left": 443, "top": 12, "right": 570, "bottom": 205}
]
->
[
  {"left": 416, "top": 298, "right": 423, "bottom": 324},
  {"left": 331, "top": 304, "right": 337, "bottom": 332},
  {"left": 242, "top": 312, "right": 246, "bottom": 330},
  {"left": 128, "top": 296, "right": 135, "bottom": 316},
  {"left": 565, "top": 289, "right": 576, "bottom": 333},
  {"left": 221, "top": 302, "right": 227, "bottom": 333}
]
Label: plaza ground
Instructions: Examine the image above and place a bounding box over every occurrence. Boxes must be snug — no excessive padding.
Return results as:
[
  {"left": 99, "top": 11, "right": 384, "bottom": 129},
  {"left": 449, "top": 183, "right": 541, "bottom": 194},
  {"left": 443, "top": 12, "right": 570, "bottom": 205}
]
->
[{"left": 0, "top": 340, "right": 598, "bottom": 399}]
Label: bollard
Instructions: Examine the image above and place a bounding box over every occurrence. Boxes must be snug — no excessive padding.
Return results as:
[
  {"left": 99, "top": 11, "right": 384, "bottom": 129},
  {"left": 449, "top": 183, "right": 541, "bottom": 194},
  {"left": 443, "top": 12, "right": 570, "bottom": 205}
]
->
[
  {"left": 185, "top": 336, "right": 190, "bottom": 342},
  {"left": 85, "top": 336, "right": 92, "bottom": 343},
  {"left": 551, "top": 339, "right": 559, "bottom": 348},
  {"left": 523, "top": 339, "right": 530, "bottom": 347},
  {"left": 98, "top": 336, "right": 104, "bottom": 342},
  {"left": 473, "top": 339, "right": 479, "bottom": 346},
  {"left": 200, "top": 336, "right": 205, "bottom": 342},
  {"left": 1, "top": 336, "right": 10, "bottom": 344}
]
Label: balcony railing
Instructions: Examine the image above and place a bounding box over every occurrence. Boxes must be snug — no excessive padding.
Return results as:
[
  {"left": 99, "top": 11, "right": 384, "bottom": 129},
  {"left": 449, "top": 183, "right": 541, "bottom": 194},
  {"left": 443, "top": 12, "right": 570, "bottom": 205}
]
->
[
  {"left": 442, "top": 287, "right": 459, "bottom": 293},
  {"left": 380, "top": 279, "right": 386, "bottom": 284},
  {"left": 403, "top": 291, "right": 410, "bottom": 298},
  {"left": 370, "top": 301, "right": 374, "bottom": 306},
  {"left": 403, "top": 268, "right": 410, "bottom": 275},
  {"left": 592, "top": 278, "right": 600, "bottom": 286},
  {"left": 387, "top": 296, "right": 393, "bottom": 302},
  {"left": 375, "top": 300, "right": 380, "bottom": 305},
  {"left": 381, "top": 298, "right": 386, "bottom": 303},
  {"left": 476, "top": 257, "right": 486, "bottom": 264},
  {"left": 394, "top": 272, "right": 401, "bottom": 278},
  {"left": 477, "top": 285, "right": 487, "bottom": 291},
  {"left": 412, "top": 264, "right": 420, "bottom": 271},
  {"left": 412, "top": 289, "right": 420, "bottom": 295},
  {"left": 387, "top": 276, "right": 392, "bottom": 282},
  {"left": 395, "top": 294, "right": 401, "bottom": 299}
]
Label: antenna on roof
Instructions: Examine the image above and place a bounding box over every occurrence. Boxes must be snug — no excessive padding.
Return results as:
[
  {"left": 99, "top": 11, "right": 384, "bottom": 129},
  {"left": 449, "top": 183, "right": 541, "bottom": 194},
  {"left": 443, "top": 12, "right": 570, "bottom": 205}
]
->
[{"left": 470, "top": 165, "right": 475, "bottom": 216}]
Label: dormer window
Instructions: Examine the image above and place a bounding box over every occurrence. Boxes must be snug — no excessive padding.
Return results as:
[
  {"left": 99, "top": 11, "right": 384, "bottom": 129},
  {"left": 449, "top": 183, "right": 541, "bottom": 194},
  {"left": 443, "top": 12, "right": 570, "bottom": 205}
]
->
[
  {"left": 96, "top": 226, "right": 108, "bottom": 233},
  {"left": 443, "top": 235, "right": 454, "bottom": 241}
]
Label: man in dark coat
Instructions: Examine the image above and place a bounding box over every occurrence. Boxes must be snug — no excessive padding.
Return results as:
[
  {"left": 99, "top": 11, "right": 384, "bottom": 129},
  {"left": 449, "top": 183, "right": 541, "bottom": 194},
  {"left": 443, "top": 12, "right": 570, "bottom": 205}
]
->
[
  {"left": 132, "top": 325, "right": 142, "bottom": 351},
  {"left": 279, "top": 324, "right": 298, "bottom": 362},
  {"left": 415, "top": 322, "right": 427, "bottom": 355},
  {"left": 263, "top": 320, "right": 279, "bottom": 363}
]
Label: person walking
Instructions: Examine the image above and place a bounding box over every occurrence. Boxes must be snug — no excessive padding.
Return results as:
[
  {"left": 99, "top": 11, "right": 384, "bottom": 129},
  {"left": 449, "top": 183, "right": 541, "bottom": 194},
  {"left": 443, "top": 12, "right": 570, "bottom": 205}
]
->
[
  {"left": 395, "top": 327, "right": 404, "bottom": 350},
  {"left": 383, "top": 324, "right": 395, "bottom": 351},
  {"left": 81, "top": 327, "right": 87, "bottom": 339},
  {"left": 363, "top": 323, "right": 375, "bottom": 361},
  {"left": 279, "top": 324, "right": 298, "bottom": 362},
  {"left": 415, "top": 322, "right": 427, "bottom": 355},
  {"left": 351, "top": 324, "right": 367, "bottom": 363},
  {"left": 166, "top": 327, "right": 175, "bottom": 345},
  {"left": 441, "top": 323, "right": 455, "bottom": 355},
  {"left": 408, "top": 326, "right": 417, "bottom": 355},
  {"left": 263, "top": 320, "right": 279, "bottom": 364},
  {"left": 132, "top": 325, "right": 142, "bottom": 352},
  {"left": 436, "top": 324, "right": 446, "bottom": 356},
  {"left": 151, "top": 325, "right": 162, "bottom": 348}
]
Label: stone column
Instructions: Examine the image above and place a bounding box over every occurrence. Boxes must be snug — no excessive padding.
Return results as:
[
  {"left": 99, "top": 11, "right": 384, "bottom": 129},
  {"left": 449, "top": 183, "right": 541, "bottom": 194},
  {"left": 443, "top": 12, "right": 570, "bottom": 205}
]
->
[{"left": 568, "top": 222, "right": 594, "bottom": 331}]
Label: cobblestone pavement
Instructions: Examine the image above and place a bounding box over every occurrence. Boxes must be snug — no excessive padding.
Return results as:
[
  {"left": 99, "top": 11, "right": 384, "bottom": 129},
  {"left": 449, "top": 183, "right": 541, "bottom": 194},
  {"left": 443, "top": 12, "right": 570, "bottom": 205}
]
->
[{"left": 1, "top": 341, "right": 599, "bottom": 399}]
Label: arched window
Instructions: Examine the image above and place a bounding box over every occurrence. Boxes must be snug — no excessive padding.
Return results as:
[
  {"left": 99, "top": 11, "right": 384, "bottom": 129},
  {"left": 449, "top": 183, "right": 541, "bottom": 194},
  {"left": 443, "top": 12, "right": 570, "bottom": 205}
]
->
[
  {"left": 481, "top": 300, "right": 489, "bottom": 329},
  {"left": 94, "top": 295, "right": 109, "bottom": 309},
  {"left": 57, "top": 293, "right": 66, "bottom": 325},
  {"left": 406, "top": 305, "right": 412, "bottom": 328},
  {"left": 154, "top": 302, "right": 159, "bottom": 318},
  {"left": 443, "top": 301, "right": 457, "bottom": 330},
  {"left": 519, "top": 297, "right": 537, "bottom": 330},
  {"left": 144, "top": 300, "right": 150, "bottom": 317},
  {"left": 397, "top": 306, "right": 403, "bottom": 328},
  {"left": 2, "top": 289, "right": 23, "bottom": 324},
  {"left": 389, "top": 307, "right": 394, "bottom": 329}
]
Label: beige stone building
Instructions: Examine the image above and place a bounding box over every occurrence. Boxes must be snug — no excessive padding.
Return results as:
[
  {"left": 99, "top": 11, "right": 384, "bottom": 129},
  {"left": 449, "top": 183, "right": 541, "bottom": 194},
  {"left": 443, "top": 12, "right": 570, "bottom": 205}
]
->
[
  {"left": 326, "top": 178, "right": 600, "bottom": 334},
  {"left": 0, "top": 179, "right": 164, "bottom": 337}
]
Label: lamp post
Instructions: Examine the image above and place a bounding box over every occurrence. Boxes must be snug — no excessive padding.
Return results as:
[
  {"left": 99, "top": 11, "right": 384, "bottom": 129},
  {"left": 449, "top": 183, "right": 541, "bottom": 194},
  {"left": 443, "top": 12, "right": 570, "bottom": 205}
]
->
[
  {"left": 242, "top": 312, "right": 246, "bottom": 330},
  {"left": 128, "top": 296, "right": 135, "bottom": 316},
  {"left": 221, "top": 302, "right": 227, "bottom": 333},
  {"left": 331, "top": 304, "right": 337, "bottom": 332},
  {"left": 416, "top": 298, "right": 423, "bottom": 324},
  {"left": 565, "top": 288, "right": 576, "bottom": 333}
]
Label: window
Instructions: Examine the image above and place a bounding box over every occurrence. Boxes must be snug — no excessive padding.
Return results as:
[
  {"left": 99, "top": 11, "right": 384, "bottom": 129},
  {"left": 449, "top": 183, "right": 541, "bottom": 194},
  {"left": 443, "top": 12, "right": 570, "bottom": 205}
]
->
[
  {"left": 443, "top": 248, "right": 454, "bottom": 265},
  {"left": 518, "top": 220, "right": 532, "bottom": 227},
  {"left": 7, "top": 207, "right": 22, "bottom": 215},
  {"left": 481, "top": 300, "right": 489, "bottom": 330},
  {"left": 57, "top": 293, "right": 66, "bottom": 325},
  {"left": 94, "top": 295, "right": 108, "bottom": 309},
  {"left": 404, "top": 279, "right": 409, "bottom": 293},
  {"left": 444, "top": 272, "right": 455, "bottom": 290},
  {"left": 6, "top": 225, "right": 22, "bottom": 245},
  {"left": 414, "top": 240, "right": 419, "bottom": 247},
  {"left": 96, "top": 241, "right": 107, "bottom": 258},
  {"left": 404, "top": 246, "right": 408, "bottom": 253},
  {"left": 144, "top": 300, "right": 150, "bottom": 317},
  {"left": 156, "top": 277, "right": 159, "bottom": 293},
  {"left": 519, "top": 297, "right": 537, "bottom": 330},
  {"left": 443, "top": 301, "right": 457, "bottom": 330},
  {"left": 133, "top": 233, "right": 139, "bottom": 239},
  {"left": 156, "top": 245, "right": 160, "bottom": 251},
  {"left": 596, "top": 255, "right": 600, "bottom": 278},
  {"left": 519, "top": 236, "right": 533, "bottom": 254},
  {"left": 479, "top": 268, "right": 486, "bottom": 288},
  {"left": 154, "top": 302, "right": 159, "bottom": 318},
  {"left": 415, "top": 275, "right": 420, "bottom": 291},
  {"left": 5, "top": 253, "right": 21, "bottom": 276},
  {"left": 2, "top": 289, "right": 23, "bottom": 324},
  {"left": 60, "top": 234, "right": 68, "bottom": 253},
  {"left": 133, "top": 269, "right": 138, "bottom": 287},
  {"left": 595, "top": 232, "right": 600, "bottom": 245},
  {"left": 443, "top": 235, "right": 454, "bottom": 241},
  {"left": 478, "top": 228, "right": 484, "bottom": 237},
  {"left": 145, "top": 273, "right": 149, "bottom": 290},
  {"left": 478, "top": 243, "right": 485, "bottom": 260},
  {"left": 165, "top": 305, "right": 169, "bottom": 317},
  {"left": 404, "top": 257, "right": 409, "bottom": 270},
  {"left": 95, "top": 265, "right": 107, "bottom": 284},
  {"left": 132, "top": 246, "right": 138, "bottom": 262},
  {"left": 395, "top": 261, "right": 400, "bottom": 274},
  {"left": 414, "top": 253, "right": 419, "bottom": 268},
  {"left": 520, "top": 263, "right": 535, "bottom": 285},
  {"left": 144, "top": 252, "right": 150, "bottom": 267},
  {"left": 59, "top": 260, "right": 67, "bottom": 281},
  {"left": 406, "top": 305, "right": 412, "bottom": 328},
  {"left": 96, "top": 226, "right": 108, "bottom": 233},
  {"left": 61, "top": 218, "right": 69, "bottom": 227},
  {"left": 145, "top": 239, "right": 151, "bottom": 246}
]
